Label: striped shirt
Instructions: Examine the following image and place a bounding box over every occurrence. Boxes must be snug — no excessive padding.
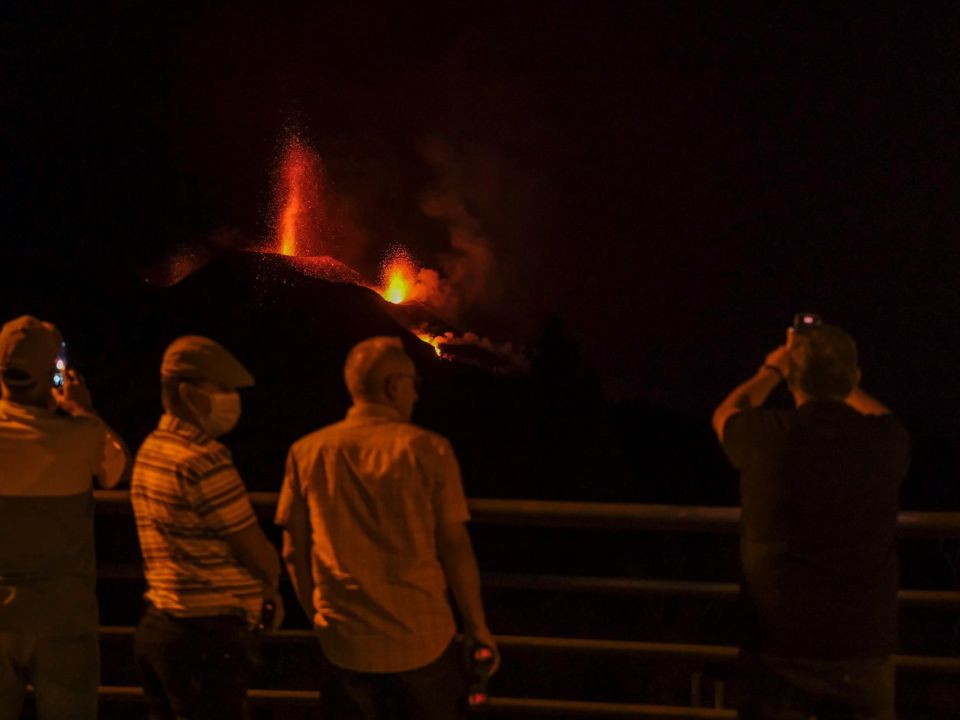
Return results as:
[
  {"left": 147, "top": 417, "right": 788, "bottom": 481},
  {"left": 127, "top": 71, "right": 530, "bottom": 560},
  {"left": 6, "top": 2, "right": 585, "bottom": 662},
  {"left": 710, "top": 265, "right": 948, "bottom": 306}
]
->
[
  {"left": 276, "top": 402, "right": 470, "bottom": 673},
  {"left": 131, "top": 414, "right": 261, "bottom": 625}
]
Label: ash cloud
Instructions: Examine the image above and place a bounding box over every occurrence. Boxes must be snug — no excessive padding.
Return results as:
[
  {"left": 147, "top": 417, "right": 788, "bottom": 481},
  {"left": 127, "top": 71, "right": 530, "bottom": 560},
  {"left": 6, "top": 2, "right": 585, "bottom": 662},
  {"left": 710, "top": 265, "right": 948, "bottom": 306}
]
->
[{"left": 417, "top": 138, "right": 498, "bottom": 321}]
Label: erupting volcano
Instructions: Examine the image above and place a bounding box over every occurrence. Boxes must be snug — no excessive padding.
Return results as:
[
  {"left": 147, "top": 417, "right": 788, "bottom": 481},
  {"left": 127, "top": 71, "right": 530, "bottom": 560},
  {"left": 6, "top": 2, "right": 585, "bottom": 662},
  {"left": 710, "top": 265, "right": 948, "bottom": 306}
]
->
[
  {"left": 142, "top": 132, "right": 524, "bottom": 371},
  {"left": 275, "top": 136, "right": 327, "bottom": 257}
]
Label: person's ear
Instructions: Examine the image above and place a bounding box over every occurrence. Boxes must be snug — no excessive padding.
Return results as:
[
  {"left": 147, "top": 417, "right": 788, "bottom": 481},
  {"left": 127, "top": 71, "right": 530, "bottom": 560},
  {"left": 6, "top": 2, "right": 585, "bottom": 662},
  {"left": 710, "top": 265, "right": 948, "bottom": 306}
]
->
[
  {"left": 382, "top": 375, "right": 398, "bottom": 403},
  {"left": 177, "top": 381, "right": 191, "bottom": 407},
  {"left": 178, "top": 382, "right": 201, "bottom": 412}
]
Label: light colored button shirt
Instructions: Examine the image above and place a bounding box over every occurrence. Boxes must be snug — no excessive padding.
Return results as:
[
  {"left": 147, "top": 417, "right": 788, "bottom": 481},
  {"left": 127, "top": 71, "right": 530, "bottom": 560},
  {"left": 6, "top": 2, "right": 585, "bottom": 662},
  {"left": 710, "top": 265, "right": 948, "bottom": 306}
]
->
[
  {"left": 276, "top": 402, "right": 470, "bottom": 673},
  {"left": 0, "top": 399, "right": 117, "bottom": 634}
]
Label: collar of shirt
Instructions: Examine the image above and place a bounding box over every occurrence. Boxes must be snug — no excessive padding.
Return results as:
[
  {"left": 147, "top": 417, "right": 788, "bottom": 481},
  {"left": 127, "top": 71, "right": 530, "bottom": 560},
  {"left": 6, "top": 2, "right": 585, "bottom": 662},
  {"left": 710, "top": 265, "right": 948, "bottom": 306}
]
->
[
  {"left": 157, "top": 413, "right": 222, "bottom": 449},
  {"left": 345, "top": 402, "right": 405, "bottom": 424}
]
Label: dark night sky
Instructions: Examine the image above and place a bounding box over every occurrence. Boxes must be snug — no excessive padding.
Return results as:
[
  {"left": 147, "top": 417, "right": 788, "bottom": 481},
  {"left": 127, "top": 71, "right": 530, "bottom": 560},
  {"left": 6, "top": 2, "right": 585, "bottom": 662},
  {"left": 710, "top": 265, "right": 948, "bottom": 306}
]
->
[{"left": 2, "top": 3, "right": 959, "bottom": 443}]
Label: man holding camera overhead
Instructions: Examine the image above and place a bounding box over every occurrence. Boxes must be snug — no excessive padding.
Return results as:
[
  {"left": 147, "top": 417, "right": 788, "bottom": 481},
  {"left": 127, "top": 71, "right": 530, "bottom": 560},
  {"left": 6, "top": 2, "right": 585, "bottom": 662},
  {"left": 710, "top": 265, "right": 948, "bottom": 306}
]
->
[
  {"left": 713, "top": 317, "right": 909, "bottom": 720},
  {"left": 0, "top": 315, "right": 128, "bottom": 720}
]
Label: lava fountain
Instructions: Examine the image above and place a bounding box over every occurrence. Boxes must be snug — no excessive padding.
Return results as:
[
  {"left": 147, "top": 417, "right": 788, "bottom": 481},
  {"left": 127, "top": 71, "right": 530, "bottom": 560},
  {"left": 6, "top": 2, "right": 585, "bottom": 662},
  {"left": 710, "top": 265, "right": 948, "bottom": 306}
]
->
[
  {"left": 275, "top": 136, "right": 327, "bottom": 256},
  {"left": 379, "top": 246, "right": 419, "bottom": 304}
]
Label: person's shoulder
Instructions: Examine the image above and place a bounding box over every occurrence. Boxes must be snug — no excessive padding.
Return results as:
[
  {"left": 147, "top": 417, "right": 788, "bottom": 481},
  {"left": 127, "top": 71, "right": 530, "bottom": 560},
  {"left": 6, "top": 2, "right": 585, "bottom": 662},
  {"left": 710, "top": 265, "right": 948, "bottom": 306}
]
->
[
  {"left": 724, "top": 406, "right": 786, "bottom": 435},
  {"left": 138, "top": 426, "right": 225, "bottom": 475},
  {"left": 403, "top": 423, "right": 454, "bottom": 456},
  {"left": 290, "top": 420, "right": 350, "bottom": 454},
  {"left": 863, "top": 412, "right": 909, "bottom": 443}
]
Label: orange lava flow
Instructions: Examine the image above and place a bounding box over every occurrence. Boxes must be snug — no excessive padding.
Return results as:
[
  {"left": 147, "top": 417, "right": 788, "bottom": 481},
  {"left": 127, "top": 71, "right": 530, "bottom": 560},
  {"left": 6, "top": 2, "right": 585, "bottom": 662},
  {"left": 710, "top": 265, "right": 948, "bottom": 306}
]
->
[
  {"left": 379, "top": 247, "right": 418, "bottom": 304},
  {"left": 416, "top": 332, "right": 444, "bottom": 357}
]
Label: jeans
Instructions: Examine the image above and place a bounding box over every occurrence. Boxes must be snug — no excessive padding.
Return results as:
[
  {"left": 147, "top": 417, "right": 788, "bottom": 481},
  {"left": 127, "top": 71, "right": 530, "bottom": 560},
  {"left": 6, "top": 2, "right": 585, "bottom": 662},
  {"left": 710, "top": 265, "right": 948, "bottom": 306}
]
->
[
  {"left": 319, "top": 642, "right": 468, "bottom": 720},
  {"left": 134, "top": 607, "right": 258, "bottom": 720},
  {"left": 739, "top": 650, "right": 896, "bottom": 720},
  {"left": 0, "top": 630, "right": 99, "bottom": 720}
]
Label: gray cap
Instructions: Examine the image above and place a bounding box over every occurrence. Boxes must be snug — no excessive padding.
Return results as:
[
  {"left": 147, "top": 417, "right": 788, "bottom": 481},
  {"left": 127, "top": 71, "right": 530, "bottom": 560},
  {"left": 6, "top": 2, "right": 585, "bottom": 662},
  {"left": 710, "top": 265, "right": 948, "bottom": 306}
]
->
[
  {"left": 0, "top": 316, "right": 62, "bottom": 387},
  {"left": 161, "top": 336, "right": 254, "bottom": 388}
]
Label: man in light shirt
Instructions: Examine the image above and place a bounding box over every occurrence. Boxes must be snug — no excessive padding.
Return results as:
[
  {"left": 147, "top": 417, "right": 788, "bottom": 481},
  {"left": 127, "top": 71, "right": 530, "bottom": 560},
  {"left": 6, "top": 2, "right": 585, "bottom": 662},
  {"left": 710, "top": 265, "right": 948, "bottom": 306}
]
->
[
  {"left": 0, "top": 315, "right": 128, "bottom": 720},
  {"left": 277, "top": 336, "right": 498, "bottom": 719}
]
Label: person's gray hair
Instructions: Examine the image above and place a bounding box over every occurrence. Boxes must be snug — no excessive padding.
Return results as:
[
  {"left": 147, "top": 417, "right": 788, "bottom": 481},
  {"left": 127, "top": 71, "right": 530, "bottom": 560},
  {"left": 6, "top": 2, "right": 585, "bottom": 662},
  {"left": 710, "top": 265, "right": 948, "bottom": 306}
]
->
[{"left": 344, "top": 337, "right": 409, "bottom": 402}]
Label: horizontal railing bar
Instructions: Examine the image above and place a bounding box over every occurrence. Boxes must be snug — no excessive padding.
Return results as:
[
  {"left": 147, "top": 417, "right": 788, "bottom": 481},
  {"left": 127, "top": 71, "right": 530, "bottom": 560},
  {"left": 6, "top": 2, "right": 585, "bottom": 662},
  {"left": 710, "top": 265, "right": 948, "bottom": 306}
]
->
[
  {"left": 497, "top": 636, "right": 738, "bottom": 660},
  {"left": 92, "top": 491, "right": 960, "bottom": 536},
  {"left": 96, "top": 627, "right": 960, "bottom": 673},
  {"left": 485, "top": 574, "right": 741, "bottom": 597},
  {"left": 43, "top": 685, "right": 321, "bottom": 704},
  {"left": 487, "top": 697, "right": 736, "bottom": 718},
  {"left": 94, "top": 566, "right": 960, "bottom": 608},
  {"left": 65, "top": 686, "right": 738, "bottom": 716},
  {"left": 483, "top": 575, "right": 960, "bottom": 608}
]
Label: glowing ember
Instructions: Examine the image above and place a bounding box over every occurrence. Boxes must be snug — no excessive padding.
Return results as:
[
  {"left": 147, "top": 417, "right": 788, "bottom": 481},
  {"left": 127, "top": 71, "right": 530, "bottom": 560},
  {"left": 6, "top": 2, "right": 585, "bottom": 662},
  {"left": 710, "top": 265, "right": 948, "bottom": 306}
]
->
[
  {"left": 379, "top": 246, "right": 419, "bottom": 304},
  {"left": 275, "top": 136, "right": 326, "bottom": 256}
]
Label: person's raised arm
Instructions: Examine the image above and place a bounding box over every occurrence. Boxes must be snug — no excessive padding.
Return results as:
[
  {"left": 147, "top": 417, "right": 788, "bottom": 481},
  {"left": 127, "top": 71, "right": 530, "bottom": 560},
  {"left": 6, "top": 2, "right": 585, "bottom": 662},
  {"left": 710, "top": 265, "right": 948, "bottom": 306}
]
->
[
  {"left": 436, "top": 520, "right": 500, "bottom": 674},
  {"left": 57, "top": 368, "right": 131, "bottom": 488},
  {"left": 712, "top": 344, "right": 789, "bottom": 441}
]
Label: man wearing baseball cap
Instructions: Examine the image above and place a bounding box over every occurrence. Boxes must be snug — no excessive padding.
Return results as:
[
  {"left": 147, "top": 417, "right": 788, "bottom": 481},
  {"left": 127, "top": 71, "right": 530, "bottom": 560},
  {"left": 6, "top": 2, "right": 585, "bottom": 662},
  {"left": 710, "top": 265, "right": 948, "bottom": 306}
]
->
[
  {"left": 131, "top": 335, "right": 283, "bottom": 720},
  {"left": 0, "top": 315, "right": 128, "bottom": 720}
]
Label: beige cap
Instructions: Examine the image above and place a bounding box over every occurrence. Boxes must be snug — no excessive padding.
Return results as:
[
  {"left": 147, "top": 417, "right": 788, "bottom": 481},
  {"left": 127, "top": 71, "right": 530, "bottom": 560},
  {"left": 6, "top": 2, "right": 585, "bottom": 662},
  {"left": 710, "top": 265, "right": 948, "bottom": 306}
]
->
[
  {"left": 0, "top": 316, "right": 62, "bottom": 387},
  {"left": 161, "top": 336, "right": 255, "bottom": 388}
]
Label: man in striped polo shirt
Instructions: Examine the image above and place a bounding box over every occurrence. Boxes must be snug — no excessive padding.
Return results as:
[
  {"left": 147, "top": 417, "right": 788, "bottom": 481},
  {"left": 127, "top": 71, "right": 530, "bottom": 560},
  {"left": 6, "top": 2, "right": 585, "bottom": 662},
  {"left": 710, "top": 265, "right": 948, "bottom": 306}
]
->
[{"left": 131, "top": 336, "right": 283, "bottom": 720}]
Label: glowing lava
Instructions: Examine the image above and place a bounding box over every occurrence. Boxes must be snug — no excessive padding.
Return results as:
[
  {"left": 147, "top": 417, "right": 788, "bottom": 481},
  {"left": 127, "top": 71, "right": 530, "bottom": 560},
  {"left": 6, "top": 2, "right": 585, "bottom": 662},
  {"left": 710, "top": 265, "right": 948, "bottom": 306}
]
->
[
  {"left": 379, "top": 246, "right": 419, "bottom": 304},
  {"left": 416, "top": 332, "right": 445, "bottom": 357},
  {"left": 275, "top": 136, "right": 326, "bottom": 256}
]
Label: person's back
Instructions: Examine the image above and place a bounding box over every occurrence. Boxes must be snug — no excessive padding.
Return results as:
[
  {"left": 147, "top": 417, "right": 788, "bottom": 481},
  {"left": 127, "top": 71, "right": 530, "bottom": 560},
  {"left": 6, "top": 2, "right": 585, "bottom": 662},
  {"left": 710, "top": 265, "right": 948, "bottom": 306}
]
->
[
  {"left": 0, "top": 401, "right": 103, "bottom": 635},
  {"left": 713, "top": 321, "right": 909, "bottom": 720},
  {"left": 278, "top": 336, "right": 497, "bottom": 720},
  {"left": 286, "top": 405, "right": 462, "bottom": 671},
  {"left": 725, "top": 401, "right": 907, "bottom": 658},
  {"left": 0, "top": 316, "right": 127, "bottom": 720}
]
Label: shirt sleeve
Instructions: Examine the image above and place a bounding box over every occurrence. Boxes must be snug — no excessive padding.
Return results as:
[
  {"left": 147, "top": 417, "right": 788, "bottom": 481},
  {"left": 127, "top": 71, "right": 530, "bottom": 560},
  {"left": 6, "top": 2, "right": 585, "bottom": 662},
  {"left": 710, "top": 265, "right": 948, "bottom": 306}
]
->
[
  {"left": 433, "top": 438, "right": 470, "bottom": 525},
  {"left": 275, "top": 448, "right": 308, "bottom": 529},
  {"left": 97, "top": 429, "right": 127, "bottom": 489},
  {"left": 721, "top": 410, "right": 752, "bottom": 470},
  {"left": 184, "top": 457, "right": 258, "bottom": 536}
]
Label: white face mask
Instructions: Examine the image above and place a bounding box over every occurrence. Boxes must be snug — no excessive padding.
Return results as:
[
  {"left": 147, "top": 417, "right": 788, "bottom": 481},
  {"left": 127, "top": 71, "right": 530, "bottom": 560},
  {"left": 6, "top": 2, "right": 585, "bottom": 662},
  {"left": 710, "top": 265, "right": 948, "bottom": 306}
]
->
[{"left": 185, "top": 387, "right": 241, "bottom": 437}]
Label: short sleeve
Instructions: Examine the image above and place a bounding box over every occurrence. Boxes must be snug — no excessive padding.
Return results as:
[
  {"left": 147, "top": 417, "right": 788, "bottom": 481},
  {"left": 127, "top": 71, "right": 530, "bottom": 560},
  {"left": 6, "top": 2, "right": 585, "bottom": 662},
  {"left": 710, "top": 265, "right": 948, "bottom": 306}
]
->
[
  {"left": 98, "top": 430, "right": 127, "bottom": 489},
  {"left": 876, "top": 414, "right": 911, "bottom": 479},
  {"left": 433, "top": 438, "right": 470, "bottom": 525},
  {"left": 721, "top": 410, "right": 752, "bottom": 470},
  {"left": 275, "top": 448, "right": 308, "bottom": 528},
  {"left": 185, "top": 459, "right": 257, "bottom": 536}
]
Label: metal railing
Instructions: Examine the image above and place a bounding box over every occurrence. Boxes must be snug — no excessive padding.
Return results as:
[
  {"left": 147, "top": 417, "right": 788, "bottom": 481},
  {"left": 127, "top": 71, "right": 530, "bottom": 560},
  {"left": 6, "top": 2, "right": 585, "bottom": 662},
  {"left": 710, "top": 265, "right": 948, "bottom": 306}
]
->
[
  {"left": 94, "top": 491, "right": 960, "bottom": 537},
  {"left": 91, "top": 491, "right": 960, "bottom": 717}
]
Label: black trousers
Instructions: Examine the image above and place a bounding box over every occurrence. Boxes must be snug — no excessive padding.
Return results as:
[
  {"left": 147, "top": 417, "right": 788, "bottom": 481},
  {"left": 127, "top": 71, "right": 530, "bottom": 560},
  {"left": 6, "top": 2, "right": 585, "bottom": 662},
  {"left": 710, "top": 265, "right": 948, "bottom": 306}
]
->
[
  {"left": 319, "top": 642, "right": 468, "bottom": 720},
  {"left": 738, "top": 650, "right": 895, "bottom": 720},
  {"left": 134, "top": 607, "right": 258, "bottom": 720}
]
